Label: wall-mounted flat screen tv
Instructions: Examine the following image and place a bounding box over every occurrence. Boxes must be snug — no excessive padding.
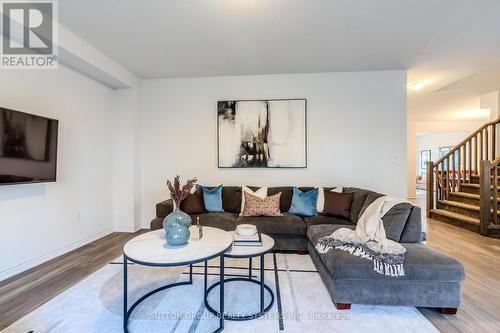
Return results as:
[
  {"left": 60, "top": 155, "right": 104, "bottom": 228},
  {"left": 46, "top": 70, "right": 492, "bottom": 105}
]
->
[{"left": 0, "top": 107, "right": 58, "bottom": 186}]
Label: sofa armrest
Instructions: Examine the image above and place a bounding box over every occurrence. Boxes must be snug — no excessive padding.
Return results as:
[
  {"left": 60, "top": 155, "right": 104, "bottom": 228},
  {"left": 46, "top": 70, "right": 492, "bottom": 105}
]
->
[
  {"left": 150, "top": 218, "right": 164, "bottom": 230},
  {"left": 156, "top": 199, "right": 174, "bottom": 219}
]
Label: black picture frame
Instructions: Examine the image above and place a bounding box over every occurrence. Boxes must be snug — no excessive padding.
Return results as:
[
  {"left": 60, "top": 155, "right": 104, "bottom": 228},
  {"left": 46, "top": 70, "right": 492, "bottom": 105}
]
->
[{"left": 217, "top": 99, "right": 307, "bottom": 169}]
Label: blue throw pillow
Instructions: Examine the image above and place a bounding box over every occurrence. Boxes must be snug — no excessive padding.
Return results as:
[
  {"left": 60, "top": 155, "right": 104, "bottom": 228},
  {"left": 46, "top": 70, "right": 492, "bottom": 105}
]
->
[
  {"left": 196, "top": 184, "right": 224, "bottom": 212},
  {"left": 288, "top": 187, "right": 319, "bottom": 217}
]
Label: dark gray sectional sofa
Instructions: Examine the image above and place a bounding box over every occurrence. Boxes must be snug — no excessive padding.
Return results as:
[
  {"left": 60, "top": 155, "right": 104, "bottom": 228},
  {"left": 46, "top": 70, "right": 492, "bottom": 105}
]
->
[{"left": 151, "top": 186, "right": 465, "bottom": 313}]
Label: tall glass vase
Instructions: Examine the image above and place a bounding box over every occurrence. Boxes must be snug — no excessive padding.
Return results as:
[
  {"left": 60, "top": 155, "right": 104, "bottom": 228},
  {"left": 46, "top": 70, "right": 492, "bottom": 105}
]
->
[{"left": 163, "top": 206, "right": 191, "bottom": 246}]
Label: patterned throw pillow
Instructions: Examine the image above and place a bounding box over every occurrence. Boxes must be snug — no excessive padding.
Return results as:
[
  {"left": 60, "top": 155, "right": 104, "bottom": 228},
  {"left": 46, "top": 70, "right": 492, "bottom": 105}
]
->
[
  {"left": 240, "top": 186, "right": 268, "bottom": 217},
  {"left": 241, "top": 192, "right": 282, "bottom": 217}
]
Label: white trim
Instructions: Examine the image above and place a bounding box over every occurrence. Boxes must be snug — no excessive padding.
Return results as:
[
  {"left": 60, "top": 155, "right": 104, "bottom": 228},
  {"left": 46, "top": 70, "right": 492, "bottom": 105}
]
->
[
  {"left": 114, "top": 224, "right": 142, "bottom": 233},
  {"left": 0, "top": 228, "right": 113, "bottom": 282}
]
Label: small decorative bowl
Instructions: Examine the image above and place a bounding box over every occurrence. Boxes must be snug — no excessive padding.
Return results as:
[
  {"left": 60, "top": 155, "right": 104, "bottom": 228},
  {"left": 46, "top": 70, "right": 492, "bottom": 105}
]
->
[{"left": 236, "top": 224, "right": 257, "bottom": 236}]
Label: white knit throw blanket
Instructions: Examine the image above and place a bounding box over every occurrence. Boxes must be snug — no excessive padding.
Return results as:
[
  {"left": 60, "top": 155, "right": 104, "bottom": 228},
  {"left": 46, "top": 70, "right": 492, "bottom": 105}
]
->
[{"left": 315, "top": 196, "right": 408, "bottom": 277}]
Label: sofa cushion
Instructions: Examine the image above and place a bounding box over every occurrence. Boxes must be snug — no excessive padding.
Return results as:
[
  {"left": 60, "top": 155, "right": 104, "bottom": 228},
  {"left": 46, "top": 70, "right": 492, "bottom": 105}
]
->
[
  {"left": 400, "top": 206, "right": 423, "bottom": 243},
  {"left": 156, "top": 199, "right": 174, "bottom": 219},
  {"left": 321, "top": 244, "right": 464, "bottom": 282},
  {"left": 222, "top": 186, "right": 242, "bottom": 213},
  {"left": 151, "top": 217, "right": 164, "bottom": 230},
  {"left": 343, "top": 187, "right": 375, "bottom": 223},
  {"left": 359, "top": 192, "right": 413, "bottom": 242},
  {"left": 191, "top": 212, "right": 237, "bottom": 231},
  {"left": 198, "top": 186, "right": 241, "bottom": 213},
  {"left": 236, "top": 212, "right": 307, "bottom": 236},
  {"left": 268, "top": 186, "right": 293, "bottom": 212},
  {"left": 307, "top": 225, "right": 465, "bottom": 282},
  {"left": 307, "top": 224, "right": 354, "bottom": 244},
  {"left": 303, "top": 215, "right": 353, "bottom": 228}
]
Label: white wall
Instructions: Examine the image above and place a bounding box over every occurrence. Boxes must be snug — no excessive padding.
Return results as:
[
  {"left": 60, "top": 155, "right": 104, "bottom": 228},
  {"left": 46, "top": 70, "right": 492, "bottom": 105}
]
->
[
  {"left": 407, "top": 121, "right": 417, "bottom": 199},
  {"left": 416, "top": 131, "right": 470, "bottom": 176},
  {"left": 112, "top": 88, "right": 142, "bottom": 232},
  {"left": 407, "top": 119, "right": 488, "bottom": 197},
  {"left": 140, "top": 71, "right": 407, "bottom": 226},
  {"left": 414, "top": 120, "right": 486, "bottom": 134},
  {"left": 0, "top": 66, "right": 115, "bottom": 280},
  {"left": 0, "top": 69, "right": 408, "bottom": 279},
  {"left": 481, "top": 91, "right": 499, "bottom": 120},
  {"left": 481, "top": 91, "right": 500, "bottom": 155}
]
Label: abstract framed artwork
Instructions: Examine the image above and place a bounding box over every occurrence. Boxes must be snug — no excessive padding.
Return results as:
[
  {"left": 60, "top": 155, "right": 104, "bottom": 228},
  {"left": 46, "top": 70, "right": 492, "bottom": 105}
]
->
[{"left": 217, "top": 99, "right": 307, "bottom": 168}]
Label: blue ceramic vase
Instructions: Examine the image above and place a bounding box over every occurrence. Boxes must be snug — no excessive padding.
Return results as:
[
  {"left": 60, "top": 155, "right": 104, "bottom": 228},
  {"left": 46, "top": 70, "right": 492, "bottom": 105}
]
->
[{"left": 163, "top": 206, "right": 191, "bottom": 246}]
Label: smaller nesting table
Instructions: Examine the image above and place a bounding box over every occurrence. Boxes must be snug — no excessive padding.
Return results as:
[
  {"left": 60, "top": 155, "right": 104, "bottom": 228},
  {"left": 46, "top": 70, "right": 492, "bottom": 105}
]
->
[{"left": 204, "top": 232, "right": 275, "bottom": 321}]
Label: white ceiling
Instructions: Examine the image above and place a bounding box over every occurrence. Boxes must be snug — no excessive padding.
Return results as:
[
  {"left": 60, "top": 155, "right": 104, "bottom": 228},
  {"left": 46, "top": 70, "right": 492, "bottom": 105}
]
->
[
  {"left": 438, "top": 71, "right": 500, "bottom": 95},
  {"left": 58, "top": 0, "right": 500, "bottom": 121}
]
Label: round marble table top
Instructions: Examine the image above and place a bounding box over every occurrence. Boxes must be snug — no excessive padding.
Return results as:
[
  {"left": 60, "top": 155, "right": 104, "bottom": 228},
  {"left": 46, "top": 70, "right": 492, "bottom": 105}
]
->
[
  {"left": 226, "top": 232, "right": 275, "bottom": 258},
  {"left": 123, "top": 227, "right": 233, "bottom": 265}
]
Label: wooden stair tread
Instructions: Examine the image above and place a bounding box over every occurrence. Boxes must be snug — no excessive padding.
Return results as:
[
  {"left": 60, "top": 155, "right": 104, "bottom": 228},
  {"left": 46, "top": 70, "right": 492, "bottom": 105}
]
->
[
  {"left": 470, "top": 175, "right": 500, "bottom": 179},
  {"left": 439, "top": 199, "right": 500, "bottom": 214},
  {"left": 460, "top": 183, "right": 479, "bottom": 188},
  {"left": 450, "top": 192, "right": 500, "bottom": 201},
  {"left": 430, "top": 209, "right": 480, "bottom": 225},
  {"left": 438, "top": 200, "right": 479, "bottom": 211},
  {"left": 460, "top": 183, "right": 500, "bottom": 189},
  {"left": 450, "top": 192, "right": 479, "bottom": 199}
]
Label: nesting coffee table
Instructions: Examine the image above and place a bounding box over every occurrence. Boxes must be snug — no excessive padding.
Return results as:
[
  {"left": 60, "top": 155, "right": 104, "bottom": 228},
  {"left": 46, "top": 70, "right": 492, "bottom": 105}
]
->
[
  {"left": 204, "top": 232, "right": 275, "bottom": 320},
  {"left": 122, "top": 227, "right": 233, "bottom": 333}
]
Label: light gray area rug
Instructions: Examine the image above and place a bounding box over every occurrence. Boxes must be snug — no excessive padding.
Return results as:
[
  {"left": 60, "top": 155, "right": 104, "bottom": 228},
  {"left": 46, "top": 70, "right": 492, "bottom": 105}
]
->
[{"left": 3, "top": 253, "right": 438, "bottom": 333}]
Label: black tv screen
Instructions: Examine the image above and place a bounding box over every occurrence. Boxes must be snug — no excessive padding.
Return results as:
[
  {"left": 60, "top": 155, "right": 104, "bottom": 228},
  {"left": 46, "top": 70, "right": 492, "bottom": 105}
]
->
[{"left": 0, "top": 107, "right": 58, "bottom": 185}]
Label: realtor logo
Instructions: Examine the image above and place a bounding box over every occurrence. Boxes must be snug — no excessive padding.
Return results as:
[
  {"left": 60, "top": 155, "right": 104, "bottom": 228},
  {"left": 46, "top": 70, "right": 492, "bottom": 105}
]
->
[{"left": 1, "top": 0, "right": 58, "bottom": 69}]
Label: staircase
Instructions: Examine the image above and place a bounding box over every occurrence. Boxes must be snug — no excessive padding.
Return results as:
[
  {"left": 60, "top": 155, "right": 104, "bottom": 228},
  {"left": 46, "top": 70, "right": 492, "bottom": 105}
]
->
[{"left": 427, "top": 118, "right": 500, "bottom": 237}]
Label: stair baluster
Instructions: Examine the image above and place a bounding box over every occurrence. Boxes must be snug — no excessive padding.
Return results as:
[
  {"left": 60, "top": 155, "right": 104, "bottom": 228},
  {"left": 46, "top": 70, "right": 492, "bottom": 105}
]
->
[{"left": 427, "top": 118, "right": 500, "bottom": 237}]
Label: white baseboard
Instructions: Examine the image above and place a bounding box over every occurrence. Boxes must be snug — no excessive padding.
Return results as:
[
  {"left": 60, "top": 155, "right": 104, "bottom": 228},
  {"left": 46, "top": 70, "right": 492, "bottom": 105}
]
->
[
  {"left": 0, "top": 228, "right": 113, "bottom": 282},
  {"left": 114, "top": 224, "right": 142, "bottom": 233}
]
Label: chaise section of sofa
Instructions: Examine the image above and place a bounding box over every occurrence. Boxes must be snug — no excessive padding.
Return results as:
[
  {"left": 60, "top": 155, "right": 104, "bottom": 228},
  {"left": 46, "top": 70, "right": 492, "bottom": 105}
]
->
[{"left": 306, "top": 209, "right": 465, "bottom": 311}]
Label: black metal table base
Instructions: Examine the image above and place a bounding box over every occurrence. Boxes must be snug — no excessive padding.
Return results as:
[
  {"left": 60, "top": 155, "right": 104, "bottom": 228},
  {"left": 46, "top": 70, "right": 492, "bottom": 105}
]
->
[
  {"left": 204, "top": 255, "right": 274, "bottom": 321},
  {"left": 123, "top": 255, "right": 225, "bottom": 333}
]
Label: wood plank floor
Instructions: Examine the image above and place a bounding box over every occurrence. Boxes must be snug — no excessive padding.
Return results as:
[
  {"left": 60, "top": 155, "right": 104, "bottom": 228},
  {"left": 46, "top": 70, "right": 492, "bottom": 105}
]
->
[
  {"left": 0, "top": 199, "right": 499, "bottom": 332},
  {"left": 0, "top": 230, "right": 146, "bottom": 330},
  {"left": 412, "top": 192, "right": 500, "bottom": 333}
]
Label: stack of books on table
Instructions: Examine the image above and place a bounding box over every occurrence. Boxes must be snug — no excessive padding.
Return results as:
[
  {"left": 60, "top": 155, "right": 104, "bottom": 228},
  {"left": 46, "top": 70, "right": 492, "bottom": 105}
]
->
[{"left": 233, "top": 231, "right": 262, "bottom": 247}]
